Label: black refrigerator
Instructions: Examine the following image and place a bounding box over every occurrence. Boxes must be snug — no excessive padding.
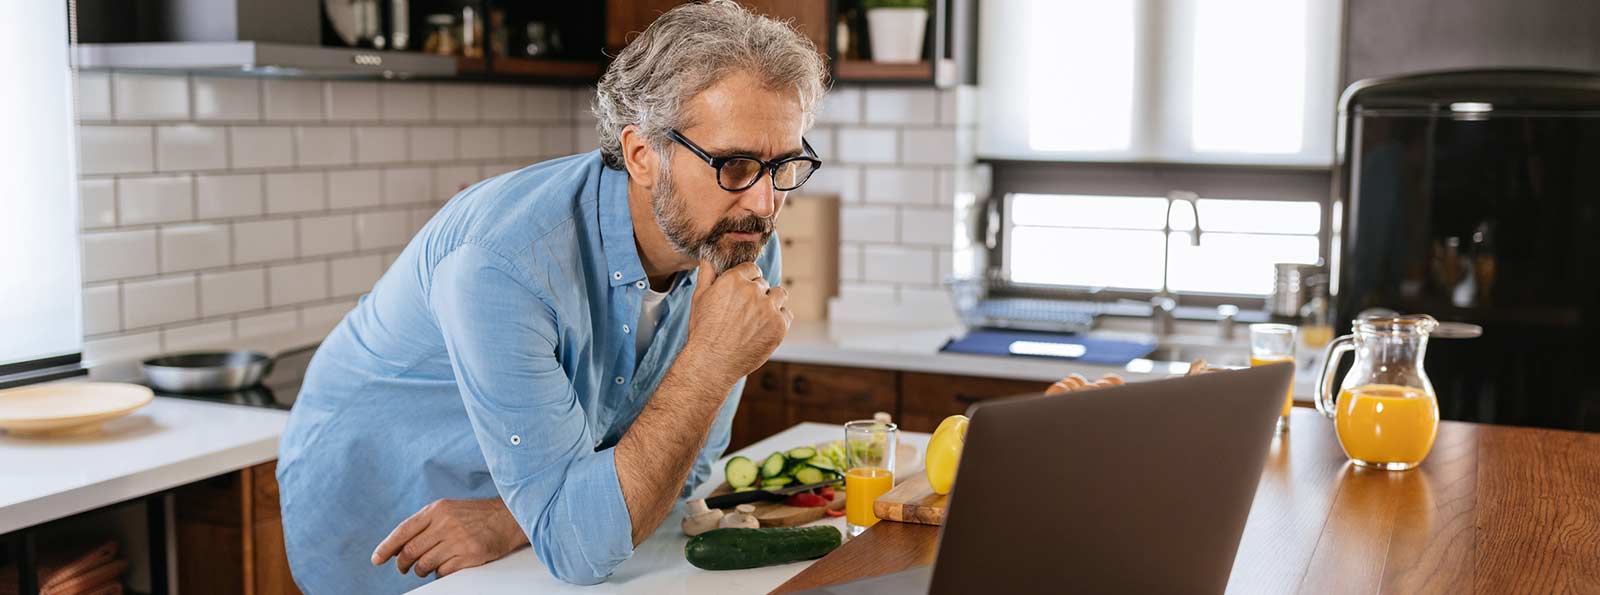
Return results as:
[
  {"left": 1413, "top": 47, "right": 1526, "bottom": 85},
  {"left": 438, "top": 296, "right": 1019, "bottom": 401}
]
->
[{"left": 1333, "top": 69, "right": 1600, "bottom": 432}]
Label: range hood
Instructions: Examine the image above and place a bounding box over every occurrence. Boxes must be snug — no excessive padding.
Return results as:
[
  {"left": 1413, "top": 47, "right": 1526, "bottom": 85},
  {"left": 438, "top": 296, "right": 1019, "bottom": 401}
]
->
[
  {"left": 77, "top": 42, "right": 456, "bottom": 78},
  {"left": 75, "top": 0, "right": 455, "bottom": 78}
]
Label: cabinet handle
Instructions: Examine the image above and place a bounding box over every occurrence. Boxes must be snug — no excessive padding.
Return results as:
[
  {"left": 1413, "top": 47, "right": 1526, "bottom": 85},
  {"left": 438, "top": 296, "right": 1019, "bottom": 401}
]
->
[
  {"left": 760, "top": 372, "right": 779, "bottom": 392},
  {"left": 792, "top": 376, "right": 811, "bottom": 396}
]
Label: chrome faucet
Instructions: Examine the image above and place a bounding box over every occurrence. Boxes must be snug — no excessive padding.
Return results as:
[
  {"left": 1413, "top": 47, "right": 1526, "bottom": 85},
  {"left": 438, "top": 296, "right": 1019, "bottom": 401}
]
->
[
  {"left": 1151, "top": 296, "right": 1177, "bottom": 337},
  {"left": 1151, "top": 191, "right": 1201, "bottom": 338}
]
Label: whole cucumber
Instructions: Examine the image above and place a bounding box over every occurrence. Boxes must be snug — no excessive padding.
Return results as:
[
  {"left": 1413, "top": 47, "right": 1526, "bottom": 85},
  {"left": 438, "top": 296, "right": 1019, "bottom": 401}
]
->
[{"left": 684, "top": 526, "right": 842, "bottom": 570}]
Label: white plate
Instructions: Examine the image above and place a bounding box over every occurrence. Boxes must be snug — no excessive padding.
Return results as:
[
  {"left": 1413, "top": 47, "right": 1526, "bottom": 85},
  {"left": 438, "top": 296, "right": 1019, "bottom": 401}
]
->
[{"left": 0, "top": 382, "right": 154, "bottom": 437}]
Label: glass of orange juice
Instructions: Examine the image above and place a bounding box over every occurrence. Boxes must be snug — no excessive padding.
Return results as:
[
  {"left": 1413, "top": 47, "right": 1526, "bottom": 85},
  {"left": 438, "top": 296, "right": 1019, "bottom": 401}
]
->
[
  {"left": 843, "top": 419, "right": 897, "bottom": 537},
  {"left": 1249, "top": 323, "right": 1298, "bottom": 433}
]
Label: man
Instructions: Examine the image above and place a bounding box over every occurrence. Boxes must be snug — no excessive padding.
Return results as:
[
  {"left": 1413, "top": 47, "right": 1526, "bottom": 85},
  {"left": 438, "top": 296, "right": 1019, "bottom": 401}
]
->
[{"left": 275, "top": 2, "right": 828, "bottom": 591}]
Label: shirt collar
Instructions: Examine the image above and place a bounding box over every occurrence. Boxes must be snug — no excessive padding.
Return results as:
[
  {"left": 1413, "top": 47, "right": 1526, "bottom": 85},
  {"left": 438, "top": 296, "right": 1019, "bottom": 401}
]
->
[{"left": 597, "top": 161, "right": 646, "bottom": 287}]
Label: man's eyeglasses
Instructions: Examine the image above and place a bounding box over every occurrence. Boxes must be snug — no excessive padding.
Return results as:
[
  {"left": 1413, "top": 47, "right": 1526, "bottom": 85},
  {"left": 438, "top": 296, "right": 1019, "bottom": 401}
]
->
[{"left": 667, "top": 129, "right": 823, "bottom": 192}]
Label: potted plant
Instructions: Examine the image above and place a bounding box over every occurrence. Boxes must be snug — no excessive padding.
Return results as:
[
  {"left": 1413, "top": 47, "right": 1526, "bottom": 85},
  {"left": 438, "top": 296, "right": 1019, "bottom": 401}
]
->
[{"left": 864, "top": 0, "right": 929, "bottom": 64}]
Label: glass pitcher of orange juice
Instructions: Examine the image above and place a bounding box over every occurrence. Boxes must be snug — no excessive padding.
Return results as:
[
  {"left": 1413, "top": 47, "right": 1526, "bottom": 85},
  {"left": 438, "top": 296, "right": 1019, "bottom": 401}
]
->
[{"left": 1315, "top": 315, "right": 1440, "bottom": 470}]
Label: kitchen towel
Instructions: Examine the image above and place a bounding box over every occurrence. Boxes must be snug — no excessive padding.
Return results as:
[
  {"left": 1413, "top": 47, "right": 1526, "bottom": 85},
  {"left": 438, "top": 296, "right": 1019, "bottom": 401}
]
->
[{"left": 940, "top": 329, "right": 1157, "bottom": 365}]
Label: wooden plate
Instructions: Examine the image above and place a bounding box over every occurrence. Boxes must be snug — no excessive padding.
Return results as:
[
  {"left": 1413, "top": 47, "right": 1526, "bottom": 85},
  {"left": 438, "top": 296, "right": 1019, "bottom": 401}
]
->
[{"left": 0, "top": 382, "right": 154, "bottom": 437}]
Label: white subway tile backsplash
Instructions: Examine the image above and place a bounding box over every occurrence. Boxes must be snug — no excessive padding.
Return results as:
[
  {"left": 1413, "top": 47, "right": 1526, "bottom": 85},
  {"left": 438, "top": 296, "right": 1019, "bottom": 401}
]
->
[
  {"left": 298, "top": 214, "right": 355, "bottom": 256},
  {"left": 330, "top": 254, "right": 383, "bottom": 296},
  {"left": 864, "top": 89, "right": 938, "bottom": 125},
  {"left": 900, "top": 286, "right": 954, "bottom": 312},
  {"left": 863, "top": 167, "right": 938, "bottom": 205},
  {"left": 805, "top": 127, "right": 835, "bottom": 160},
  {"left": 542, "top": 125, "right": 576, "bottom": 156},
  {"left": 83, "top": 229, "right": 157, "bottom": 282},
  {"left": 433, "top": 85, "right": 480, "bottom": 121},
  {"left": 381, "top": 83, "right": 432, "bottom": 122},
  {"left": 328, "top": 169, "right": 383, "bottom": 209},
  {"left": 862, "top": 245, "right": 936, "bottom": 285},
  {"left": 233, "top": 219, "right": 296, "bottom": 264},
  {"left": 156, "top": 125, "right": 228, "bottom": 171},
  {"left": 79, "top": 126, "right": 154, "bottom": 175},
  {"left": 162, "top": 320, "right": 235, "bottom": 352},
  {"left": 839, "top": 243, "right": 862, "bottom": 281},
  {"left": 76, "top": 72, "right": 112, "bottom": 121},
  {"left": 433, "top": 165, "right": 480, "bottom": 200},
  {"left": 409, "top": 206, "right": 440, "bottom": 234},
  {"left": 295, "top": 126, "right": 354, "bottom": 166},
  {"left": 263, "top": 80, "right": 325, "bottom": 121},
  {"left": 326, "top": 81, "right": 380, "bottom": 121},
  {"left": 193, "top": 77, "right": 261, "bottom": 121},
  {"left": 836, "top": 282, "right": 898, "bottom": 307},
  {"left": 480, "top": 162, "right": 524, "bottom": 178},
  {"left": 265, "top": 172, "right": 326, "bottom": 214},
  {"left": 837, "top": 129, "right": 898, "bottom": 164},
  {"left": 200, "top": 268, "right": 266, "bottom": 316},
  {"left": 354, "top": 126, "right": 408, "bottom": 164},
  {"left": 817, "top": 87, "right": 862, "bottom": 124},
  {"left": 112, "top": 73, "right": 189, "bottom": 121},
  {"left": 268, "top": 261, "right": 329, "bottom": 306},
  {"left": 900, "top": 128, "right": 962, "bottom": 165},
  {"left": 898, "top": 207, "right": 955, "bottom": 246},
  {"left": 82, "top": 284, "right": 121, "bottom": 335},
  {"left": 480, "top": 87, "right": 521, "bottom": 121},
  {"left": 118, "top": 175, "right": 193, "bottom": 225},
  {"left": 356, "top": 210, "right": 412, "bottom": 249},
  {"left": 840, "top": 205, "right": 898, "bottom": 243},
  {"left": 196, "top": 173, "right": 264, "bottom": 220},
  {"left": 939, "top": 86, "right": 977, "bottom": 126},
  {"left": 797, "top": 164, "right": 861, "bottom": 204},
  {"left": 83, "top": 331, "right": 161, "bottom": 366},
  {"left": 572, "top": 124, "right": 600, "bottom": 152},
  {"left": 123, "top": 275, "right": 198, "bottom": 328},
  {"left": 523, "top": 87, "right": 569, "bottom": 121},
  {"left": 381, "top": 167, "right": 432, "bottom": 205},
  {"left": 459, "top": 127, "right": 502, "bottom": 159},
  {"left": 938, "top": 248, "right": 954, "bottom": 281},
  {"left": 568, "top": 87, "right": 596, "bottom": 120},
  {"left": 80, "top": 179, "right": 116, "bottom": 229},
  {"left": 380, "top": 250, "right": 401, "bottom": 270},
  {"left": 301, "top": 300, "right": 355, "bottom": 331},
  {"left": 160, "top": 223, "right": 231, "bottom": 272},
  {"left": 409, "top": 127, "right": 457, "bottom": 162},
  {"left": 235, "top": 310, "right": 299, "bottom": 339},
  {"left": 229, "top": 126, "right": 295, "bottom": 169},
  {"left": 503, "top": 126, "right": 541, "bottom": 158}
]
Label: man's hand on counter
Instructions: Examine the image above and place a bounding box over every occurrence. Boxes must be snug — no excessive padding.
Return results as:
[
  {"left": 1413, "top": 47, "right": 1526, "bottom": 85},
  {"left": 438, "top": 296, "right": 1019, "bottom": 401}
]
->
[{"left": 371, "top": 497, "right": 528, "bottom": 579}]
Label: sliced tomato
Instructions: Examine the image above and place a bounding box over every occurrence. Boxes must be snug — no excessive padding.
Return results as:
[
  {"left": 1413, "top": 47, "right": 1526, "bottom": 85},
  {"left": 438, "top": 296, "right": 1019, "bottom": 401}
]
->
[
  {"left": 784, "top": 492, "right": 829, "bottom": 507},
  {"left": 824, "top": 508, "right": 847, "bottom": 517},
  {"left": 817, "top": 485, "right": 836, "bottom": 500}
]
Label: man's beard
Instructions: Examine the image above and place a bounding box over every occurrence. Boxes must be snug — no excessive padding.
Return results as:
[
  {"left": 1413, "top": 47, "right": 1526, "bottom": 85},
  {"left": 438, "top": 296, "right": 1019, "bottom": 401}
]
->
[{"left": 652, "top": 164, "right": 773, "bottom": 273}]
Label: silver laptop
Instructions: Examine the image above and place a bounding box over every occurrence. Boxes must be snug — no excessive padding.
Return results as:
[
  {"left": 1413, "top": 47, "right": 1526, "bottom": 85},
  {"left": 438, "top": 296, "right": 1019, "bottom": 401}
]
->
[{"left": 801, "top": 363, "right": 1294, "bottom": 595}]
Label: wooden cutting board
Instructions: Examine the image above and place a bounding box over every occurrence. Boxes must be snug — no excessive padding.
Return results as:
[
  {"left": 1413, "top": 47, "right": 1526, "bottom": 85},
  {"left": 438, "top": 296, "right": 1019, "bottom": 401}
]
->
[
  {"left": 705, "top": 483, "right": 846, "bottom": 528},
  {"left": 872, "top": 471, "right": 947, "bottom": 525}
]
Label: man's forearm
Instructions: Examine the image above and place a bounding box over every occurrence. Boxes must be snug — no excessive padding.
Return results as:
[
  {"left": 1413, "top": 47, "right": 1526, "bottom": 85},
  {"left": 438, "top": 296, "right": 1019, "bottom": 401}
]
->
[{"left": 613, "top": 347, "right": 740, "bottom": 545}]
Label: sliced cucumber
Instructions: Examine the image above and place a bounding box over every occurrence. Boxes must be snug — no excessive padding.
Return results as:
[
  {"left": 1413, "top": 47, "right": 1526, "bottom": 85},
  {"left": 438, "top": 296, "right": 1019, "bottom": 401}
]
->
[
  {"left": 761, "top": 476, "right": 793, "bottom": 488},
  {"left": 794, "top": 466, "right": 825, "bottom": 486},
  {"left": 805, "top": 455, "right": 836, "bottom": 472},
  {"left": 761, "top": 452, "right": 787, "bottom": 479},
  {"left": 725, "top": 456, "right": 759, "bottom": 489},
  {"left": 734, "top": 486, "right": 758, "bottom": 493},
  {"left": 786, "top": 446, "right": 817, "bottom": 460}
]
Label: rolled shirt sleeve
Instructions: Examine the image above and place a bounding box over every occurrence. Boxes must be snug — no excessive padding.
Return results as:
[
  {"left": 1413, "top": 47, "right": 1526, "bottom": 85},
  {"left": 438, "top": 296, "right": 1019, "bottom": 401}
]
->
[{"left": 428, "top": 243, "right": 633, "bottom": 585}]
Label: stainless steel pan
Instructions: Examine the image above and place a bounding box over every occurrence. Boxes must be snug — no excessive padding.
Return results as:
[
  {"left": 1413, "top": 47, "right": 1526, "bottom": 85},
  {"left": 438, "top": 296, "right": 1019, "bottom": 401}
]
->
[{"left": 141, "top": 351, "right": 274, "bottom": 393}]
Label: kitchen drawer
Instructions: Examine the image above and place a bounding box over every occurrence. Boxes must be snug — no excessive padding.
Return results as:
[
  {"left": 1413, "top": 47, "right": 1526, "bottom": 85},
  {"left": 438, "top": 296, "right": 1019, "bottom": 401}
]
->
[
  {"left": 898, "top": 372, "right": 1048, "bottom": 433},
  {"left": 778, "top": 236, "right": 829, "bottom": 279},
  {"left": 785, "top": 363, "right": 896, "bottom": 426},
  {"left": 781, "top": 276, "right": 831, "bottom": 322}
]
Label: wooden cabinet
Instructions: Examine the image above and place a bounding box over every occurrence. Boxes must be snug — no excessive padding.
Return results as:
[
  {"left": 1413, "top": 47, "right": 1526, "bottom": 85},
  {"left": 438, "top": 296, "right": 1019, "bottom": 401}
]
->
[
  {"left": 730, "top": 361, "right": 790, "bottom": 451},
  {"left": 174, "top": 461, "right": 300, "bottom": 595},
  {"left": 898, "top": 372, "right": 1044, "bottom": 433},
  {"left": 776, "top": 196, "right": 839, "bottom": 322},
  {"left": 605, "top": 1, "right": 829, "bottom": 58},
  {"left": 786, "top": 363, "right": 897, "bottom": 426}
]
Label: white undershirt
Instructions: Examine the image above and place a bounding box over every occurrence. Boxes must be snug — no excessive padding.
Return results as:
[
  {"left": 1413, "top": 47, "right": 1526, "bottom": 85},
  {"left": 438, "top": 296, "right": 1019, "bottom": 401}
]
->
[{"left": 635, "top": 285, "right": 670, "bottom": 363}]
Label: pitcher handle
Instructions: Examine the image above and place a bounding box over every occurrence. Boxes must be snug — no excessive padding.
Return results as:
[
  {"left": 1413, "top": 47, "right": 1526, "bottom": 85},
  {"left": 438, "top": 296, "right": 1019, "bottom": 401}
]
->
[{"left": 1315, "top": 335, "right": 1356, "bottom": 419}]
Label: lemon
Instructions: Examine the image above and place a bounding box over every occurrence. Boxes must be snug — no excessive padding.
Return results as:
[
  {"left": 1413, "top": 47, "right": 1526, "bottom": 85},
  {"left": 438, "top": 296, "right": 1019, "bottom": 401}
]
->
[{"left": 924, "top": 414, "right": 969, "bottom": 495}]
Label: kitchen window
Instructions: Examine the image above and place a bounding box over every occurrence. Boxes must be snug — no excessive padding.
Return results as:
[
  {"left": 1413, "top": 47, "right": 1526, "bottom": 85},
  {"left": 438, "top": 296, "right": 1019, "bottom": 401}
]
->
[{"left": 975, "top": 0, "right": 1341, "bottom": 304}]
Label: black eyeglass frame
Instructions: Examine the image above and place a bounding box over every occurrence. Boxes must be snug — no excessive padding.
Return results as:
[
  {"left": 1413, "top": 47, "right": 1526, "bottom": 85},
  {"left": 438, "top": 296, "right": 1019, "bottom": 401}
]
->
[{"left": 666, "top": 129, "right": 823, "bottom": 192}]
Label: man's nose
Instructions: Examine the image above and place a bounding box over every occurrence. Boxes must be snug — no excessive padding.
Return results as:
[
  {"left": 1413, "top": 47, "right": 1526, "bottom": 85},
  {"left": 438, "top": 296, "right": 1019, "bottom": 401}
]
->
[{"left": 738, "top": 178, "right": 779, "bottom": 219}]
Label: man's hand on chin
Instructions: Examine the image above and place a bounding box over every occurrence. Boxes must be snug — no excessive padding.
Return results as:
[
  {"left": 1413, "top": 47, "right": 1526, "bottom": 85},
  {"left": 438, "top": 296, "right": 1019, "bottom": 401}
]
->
[{"left": 371, "top": 497, "right": 529, "bottom": 579}]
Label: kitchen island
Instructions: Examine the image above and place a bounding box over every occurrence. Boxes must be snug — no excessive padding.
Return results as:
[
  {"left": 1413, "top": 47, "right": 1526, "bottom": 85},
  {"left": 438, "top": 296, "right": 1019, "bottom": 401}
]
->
[
  {"left": 408, "top": 423, "right": 932, "bottom": 594},
  {"left": 774, "top": 408, "right": 1600, "bottom": 594}
]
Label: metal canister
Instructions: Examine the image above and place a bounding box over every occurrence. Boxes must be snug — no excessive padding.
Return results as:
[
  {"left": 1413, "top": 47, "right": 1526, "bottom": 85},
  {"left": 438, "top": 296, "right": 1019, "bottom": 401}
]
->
[{"left": 1268, "top": 263, "right": 1312, "bottom": 317}]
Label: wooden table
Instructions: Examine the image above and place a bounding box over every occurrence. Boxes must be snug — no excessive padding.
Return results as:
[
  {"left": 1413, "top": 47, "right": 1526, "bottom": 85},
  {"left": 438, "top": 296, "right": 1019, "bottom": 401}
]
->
[{"left": 771, "top": 408, "right": 1600, "bottom": 594}]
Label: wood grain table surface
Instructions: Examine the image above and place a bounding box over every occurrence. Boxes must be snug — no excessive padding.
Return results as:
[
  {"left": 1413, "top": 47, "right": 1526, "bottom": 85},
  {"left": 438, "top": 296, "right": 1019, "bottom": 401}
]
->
[{"left": 771, "top": 408, "right": 1600, "bottom": 594}]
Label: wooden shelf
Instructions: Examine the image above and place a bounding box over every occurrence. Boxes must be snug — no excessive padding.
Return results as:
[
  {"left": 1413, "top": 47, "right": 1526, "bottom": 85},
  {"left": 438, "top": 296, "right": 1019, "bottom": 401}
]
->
[
  {"left": 835, "top": 59, "right": 934, "bottom": 82},
  {"left": 457, "top": 56, "right": 603, "bottom": 80}
]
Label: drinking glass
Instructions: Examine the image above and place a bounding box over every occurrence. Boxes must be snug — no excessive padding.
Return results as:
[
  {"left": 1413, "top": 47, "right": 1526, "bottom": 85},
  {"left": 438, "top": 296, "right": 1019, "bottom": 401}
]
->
[
  {"left": 1250, "top": 323, "right": 1298, "bottom": 433},
  {"left": 843, "top": 419, "right": 897, "bottom": 537}
]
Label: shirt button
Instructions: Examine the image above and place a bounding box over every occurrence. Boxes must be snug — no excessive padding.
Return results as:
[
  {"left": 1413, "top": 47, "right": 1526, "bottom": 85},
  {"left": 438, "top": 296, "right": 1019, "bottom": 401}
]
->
[
  {"left": 622, "top": 324, "right": 631, "bottom": 334},
  {"left": 509, "top": 434, "right": 521, "bottom": 445},
  {"left": 612, "top": 271, "right": 623, "bottom": 280},
  {"left": 614, "top": 376, "right": 625, "bottom": 384},
  {"left": 635, "top": 280, "right": 647, "bottom": 289}
]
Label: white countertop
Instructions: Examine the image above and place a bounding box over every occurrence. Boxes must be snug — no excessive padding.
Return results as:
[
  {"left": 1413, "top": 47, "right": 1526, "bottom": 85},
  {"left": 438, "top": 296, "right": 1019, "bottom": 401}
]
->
[
  {"left": 0, "top": 395, "right": 288, "bottom": 534},
  {"left": 410, "top": 422, "right": 933, "bottom": 595}
]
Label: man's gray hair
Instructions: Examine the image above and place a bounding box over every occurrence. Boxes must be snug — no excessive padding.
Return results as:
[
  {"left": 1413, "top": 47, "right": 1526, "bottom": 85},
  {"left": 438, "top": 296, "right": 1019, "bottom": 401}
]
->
[{"left": 593, "top": 0, "right": 828, "bottom": 170}]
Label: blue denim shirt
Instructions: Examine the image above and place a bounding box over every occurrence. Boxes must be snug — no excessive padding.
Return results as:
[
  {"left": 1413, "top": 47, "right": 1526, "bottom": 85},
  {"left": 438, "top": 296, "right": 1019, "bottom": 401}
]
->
[{"left": 276, "top": 151, "right": 779, "bottom": 593}]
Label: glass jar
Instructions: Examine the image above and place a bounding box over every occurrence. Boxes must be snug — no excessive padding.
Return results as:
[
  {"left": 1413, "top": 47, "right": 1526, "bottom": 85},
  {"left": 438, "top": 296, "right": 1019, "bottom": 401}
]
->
[{"left": 1315, "top": 315, "right": 1440, "bottom": 470}]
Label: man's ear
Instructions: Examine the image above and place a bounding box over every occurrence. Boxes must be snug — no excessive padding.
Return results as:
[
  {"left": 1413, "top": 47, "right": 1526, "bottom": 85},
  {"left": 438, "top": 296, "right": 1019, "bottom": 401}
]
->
[{"left": 620, "top": 124, "right": 658, "bottom": 191}]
